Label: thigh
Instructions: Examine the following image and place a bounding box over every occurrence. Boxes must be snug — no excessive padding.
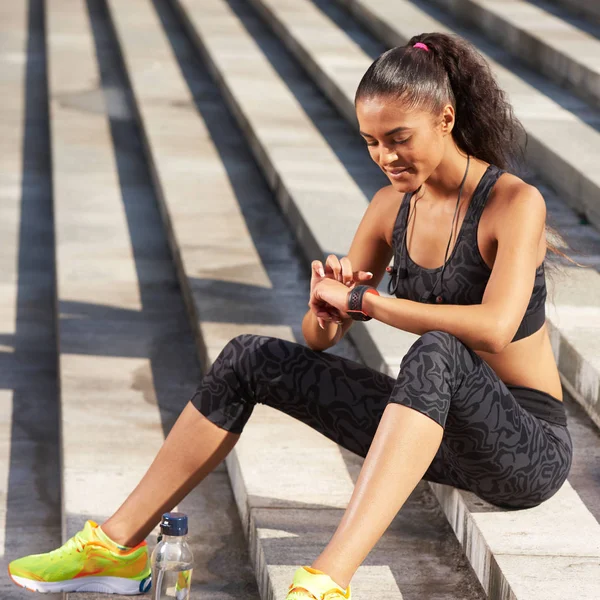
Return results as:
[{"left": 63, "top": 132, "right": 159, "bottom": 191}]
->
[
  {"left": 423, "top": 349, "right": 572, "bottom": 508},
  {"left": 245, "top": 335, "right": 395, "bottom": 458}
]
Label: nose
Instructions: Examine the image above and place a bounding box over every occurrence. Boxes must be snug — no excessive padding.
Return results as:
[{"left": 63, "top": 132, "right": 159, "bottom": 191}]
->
[{"left": 378, "top": 144, "right": 398, "bottom": 167}]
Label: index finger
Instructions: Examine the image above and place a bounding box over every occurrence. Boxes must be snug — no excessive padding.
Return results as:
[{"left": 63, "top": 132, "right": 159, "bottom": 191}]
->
[
  {"left": 339, "top": 256, "right": 354, "bottom": 286},
  {"left": 312, "top": 260, "right": 325, "bottom": 278}
]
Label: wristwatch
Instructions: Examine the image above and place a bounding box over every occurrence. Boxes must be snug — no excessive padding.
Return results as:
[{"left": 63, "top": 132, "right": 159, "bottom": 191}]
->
[{"left": 347, "top": 285, "right": 380, "bottom": 321}]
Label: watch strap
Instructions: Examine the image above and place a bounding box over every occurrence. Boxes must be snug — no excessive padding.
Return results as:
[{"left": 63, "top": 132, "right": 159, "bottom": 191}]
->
[{"left": 347, "top": 285, "right": 379, "bottom": 321}]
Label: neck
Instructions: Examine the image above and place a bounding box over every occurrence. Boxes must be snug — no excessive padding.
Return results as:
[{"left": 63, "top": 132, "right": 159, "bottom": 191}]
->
[{"left": 423, "top": 142, "right": 472, "bottom": 201}]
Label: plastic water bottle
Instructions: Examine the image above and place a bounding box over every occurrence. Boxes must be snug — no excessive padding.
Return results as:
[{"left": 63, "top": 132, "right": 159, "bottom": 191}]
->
[{"left": 151, "top": 513, "right": 193, "bottom": 600}]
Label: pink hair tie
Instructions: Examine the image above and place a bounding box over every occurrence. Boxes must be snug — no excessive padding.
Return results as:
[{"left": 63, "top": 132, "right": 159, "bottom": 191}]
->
[{"left": 413, "top": 42, "right": 429, "bottom": 52}]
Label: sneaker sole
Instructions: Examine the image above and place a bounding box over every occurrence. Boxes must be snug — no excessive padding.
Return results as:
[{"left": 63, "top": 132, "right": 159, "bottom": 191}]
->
[{"left": 9, "top": 571, "right": 152, "bottom": 595}]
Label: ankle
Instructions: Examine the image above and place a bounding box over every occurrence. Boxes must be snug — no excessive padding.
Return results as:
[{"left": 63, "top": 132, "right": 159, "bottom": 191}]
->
[
  {"left": 307, "top": 564, "right": 350, "bottom": 591},
  {"left": 99, "top": 521, "right": 144, "bottom": 549}
]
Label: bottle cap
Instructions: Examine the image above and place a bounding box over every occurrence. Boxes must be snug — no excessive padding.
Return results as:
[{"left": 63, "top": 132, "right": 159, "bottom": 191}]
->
[{"left": 160, "top": 512, "right": 188, "bottom": 536}]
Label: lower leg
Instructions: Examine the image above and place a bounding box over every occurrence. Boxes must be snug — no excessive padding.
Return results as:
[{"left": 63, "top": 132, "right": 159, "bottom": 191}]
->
[
  {"left": 101, "top": 401, "right": 240, "bottom": 547},
  {"left": 311, "top": 403, "right": 443, "bottom": 590}
]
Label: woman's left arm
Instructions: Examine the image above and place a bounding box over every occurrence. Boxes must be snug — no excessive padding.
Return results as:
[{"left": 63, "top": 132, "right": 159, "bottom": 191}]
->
[
  {"left": 315, "top": 184, "right": 547, "bottom": 354},
  {"left": 364, "top": 184, "right": 547, "bottom": 354}
]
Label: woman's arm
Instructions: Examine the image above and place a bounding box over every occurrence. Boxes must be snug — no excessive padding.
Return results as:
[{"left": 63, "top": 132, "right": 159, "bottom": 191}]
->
[
  {"left": 302, "top": 187, "right": 395, "bottom": 351},
  {"left": 362, "top": 297, "right": 499, "bottom": 352}
]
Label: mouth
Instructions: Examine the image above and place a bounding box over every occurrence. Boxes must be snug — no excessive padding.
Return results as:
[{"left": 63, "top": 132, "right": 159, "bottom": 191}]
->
[{"left": 386, "top": 168, "right": 409, "bottom": 179}]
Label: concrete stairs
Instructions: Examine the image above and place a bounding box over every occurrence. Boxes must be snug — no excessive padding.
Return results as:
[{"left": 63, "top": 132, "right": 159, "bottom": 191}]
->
[
  {"left": 550, "top": 0, "right": 600, "bottom": 25},
  {"left": 0, "top": 1, "right": 61, "bottom": 598},
  {"left": 427, "top": 0, "right": 600, "bottom": 110},
  {"left": 1, "top": 0, "right": 599, "bottom": 599}
]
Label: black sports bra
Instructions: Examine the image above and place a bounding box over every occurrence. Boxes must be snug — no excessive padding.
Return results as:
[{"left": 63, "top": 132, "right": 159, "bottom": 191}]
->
[{"left": 387, "top": 164, "right": 547, "bottom": 343}]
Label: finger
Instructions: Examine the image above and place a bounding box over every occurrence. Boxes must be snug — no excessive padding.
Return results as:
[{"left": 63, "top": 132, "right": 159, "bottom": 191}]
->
[
  {"left": 355, "top": 270, "right": 374, "bottom": 282},
  {"left": 312, "top": 260, "right": 325, "bottom": 278},
  {"left": 325, "top": 254, "right": 342, "bottom": 282},
  {"left": 316, "top": 310, "right": 334, "bottom": 321},
  {"left": 322, "top": 307, "right": 343, "bottom": 325},
  {"left": 317, "top": 317, "right": 325, "bottom": 330},
  {"left": 340, "top": 257, "right": 354, "bottom": 287}
]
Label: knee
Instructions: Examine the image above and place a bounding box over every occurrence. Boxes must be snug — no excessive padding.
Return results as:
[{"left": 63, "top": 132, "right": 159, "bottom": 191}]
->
[
  {"left": 403, "top": 330, "right": 476, "bottom": 368},
  {"left": 216, "top": 333, "right": 284, "bottom": 380},
  {"left": 402, "top": 330, "right": 459, "bottom": 367},
  {"left": 217, "top": 333, "right": 268, "bottom": 372}
]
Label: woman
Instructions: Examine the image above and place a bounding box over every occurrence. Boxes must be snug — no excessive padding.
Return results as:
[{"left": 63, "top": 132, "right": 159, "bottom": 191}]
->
[{"left": 8, "top": 33, "right": 574, "bottom": 599}]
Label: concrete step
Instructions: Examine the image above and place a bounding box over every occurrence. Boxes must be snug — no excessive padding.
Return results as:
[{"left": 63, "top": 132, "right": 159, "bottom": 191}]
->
[
  {"left": 426, "top": 0, "right": 600, "bottom": 110},
  {"left": 334, "top": 0, "right": 600, "bottom": 235},
  {"left": 45, "top": 1, "right": 258, "bottom": 599},
  {"left": 0, "top": 2, "right": 61, "bottom": 598},
  {"left": 550, "top": 0, "right": 600, "bottom": 25},
  {"left": 167, "top": 0, "right": 600, "bottom": 598},
  {"left": 105, "top": 0, "right": 489, "bottom": 598}
]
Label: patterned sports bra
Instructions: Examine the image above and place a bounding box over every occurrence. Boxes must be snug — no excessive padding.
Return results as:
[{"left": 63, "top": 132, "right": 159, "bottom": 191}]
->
[{"left": 387, "top": 164, "right": 547, "bottom": 343}]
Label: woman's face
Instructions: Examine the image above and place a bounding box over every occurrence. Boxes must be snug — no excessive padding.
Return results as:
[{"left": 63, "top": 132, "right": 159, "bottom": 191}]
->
[{"left": 356, "top": 95, "right": 451, "bottom": 193}]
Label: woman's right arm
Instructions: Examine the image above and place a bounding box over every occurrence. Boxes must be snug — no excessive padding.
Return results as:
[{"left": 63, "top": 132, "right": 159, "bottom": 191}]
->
[{"left": 302, "top": 187, "right": 395, "bottom": 351}]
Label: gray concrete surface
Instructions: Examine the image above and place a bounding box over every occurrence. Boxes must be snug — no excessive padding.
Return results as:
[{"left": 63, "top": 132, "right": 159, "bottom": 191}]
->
[
  {"left": 550, "top": 0, "right": 600, "bottom": 24},
  {"left": 427, "top": 0, "right": 600, "bottom": 110},
  {"left": 0, "top": 2, "right": 61, "bottom": 598}
]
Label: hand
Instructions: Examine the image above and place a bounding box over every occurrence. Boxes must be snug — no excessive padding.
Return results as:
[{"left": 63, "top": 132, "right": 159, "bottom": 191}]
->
[
  {"left": 312, "top": 278, "right": 354, "bottom": 319},
  {"left": 309, "top": 256, "right": 373, "bottom": 328}
]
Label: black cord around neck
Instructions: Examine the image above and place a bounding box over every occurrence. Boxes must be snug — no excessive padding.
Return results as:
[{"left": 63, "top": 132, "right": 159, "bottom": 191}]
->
[
  {"left": 387, "top": 155, "right": 471, "bottom": 300},
  {"left": 425, "top": 154, "right": 471, "bottom": 303}
]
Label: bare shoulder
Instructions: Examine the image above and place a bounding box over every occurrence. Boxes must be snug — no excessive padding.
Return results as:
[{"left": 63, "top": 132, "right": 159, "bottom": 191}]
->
[
  {"left": 490, "top": 171, "right": 545, "bottom": 205},
  {"left": 369, "top": 184, "right": 405, "bottom": 246},
  {"left": 485, "top": 171, "right": 547, "bottom": 265},
  {"left": 486, "top": 171, "right": 546, "bottom": 230}
]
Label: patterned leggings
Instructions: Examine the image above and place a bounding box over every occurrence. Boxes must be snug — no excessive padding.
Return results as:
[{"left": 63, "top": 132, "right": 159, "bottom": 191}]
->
[{"left": 191, "top": 330, "right": 573, "bottom": 509}]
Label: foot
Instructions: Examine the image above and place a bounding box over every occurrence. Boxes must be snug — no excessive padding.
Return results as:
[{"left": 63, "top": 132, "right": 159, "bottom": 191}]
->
[
  {"left": 286, "top": 566, "right": 351, "bottom": 599},
  {"left": 8, "top": 520, "right": 152, "bottom": 594}
]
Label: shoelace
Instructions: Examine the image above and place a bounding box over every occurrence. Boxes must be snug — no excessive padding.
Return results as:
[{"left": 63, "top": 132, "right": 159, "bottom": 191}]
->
[{"left": 60, "top": 533, "right": 86, "bottom": 555}]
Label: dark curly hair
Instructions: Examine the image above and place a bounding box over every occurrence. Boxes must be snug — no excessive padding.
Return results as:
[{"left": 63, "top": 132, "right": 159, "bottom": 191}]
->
[{"left": 354, "top": 32, "right": 588, "bottom": 290}]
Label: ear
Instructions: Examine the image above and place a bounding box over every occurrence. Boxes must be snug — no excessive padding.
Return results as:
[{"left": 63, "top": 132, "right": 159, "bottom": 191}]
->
[{"left": 440, "top": 104, "right": 455, "bottom": 136}]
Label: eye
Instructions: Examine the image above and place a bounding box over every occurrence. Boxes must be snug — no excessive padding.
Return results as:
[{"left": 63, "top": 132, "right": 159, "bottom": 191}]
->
[{"left": 364, "top": 137, "right": 410, "bottom": 147}]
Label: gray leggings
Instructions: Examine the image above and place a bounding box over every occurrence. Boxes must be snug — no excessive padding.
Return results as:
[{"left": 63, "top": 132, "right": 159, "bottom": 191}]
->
[{"left": 191, "top": 330, "right": 573, "bottom": 509}]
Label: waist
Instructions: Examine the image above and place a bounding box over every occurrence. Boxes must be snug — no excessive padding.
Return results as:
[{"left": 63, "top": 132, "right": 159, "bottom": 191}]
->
[{"left": 505, "top": 384, "right": 566, "bottom": 426}]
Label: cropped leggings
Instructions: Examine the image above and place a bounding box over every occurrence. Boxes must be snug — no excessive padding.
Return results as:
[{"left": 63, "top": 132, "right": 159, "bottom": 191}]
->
[{"left": 190, "top": 330, "right": 573, "bottom": 509}]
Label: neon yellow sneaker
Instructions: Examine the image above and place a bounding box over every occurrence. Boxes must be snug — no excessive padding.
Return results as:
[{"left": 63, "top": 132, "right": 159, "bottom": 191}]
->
[
  {"left": 8, "top": 520, "right": 152, "bottom": 594},
  {"left": 286, "top": 566, "right": 351, "bottom": 599}
]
